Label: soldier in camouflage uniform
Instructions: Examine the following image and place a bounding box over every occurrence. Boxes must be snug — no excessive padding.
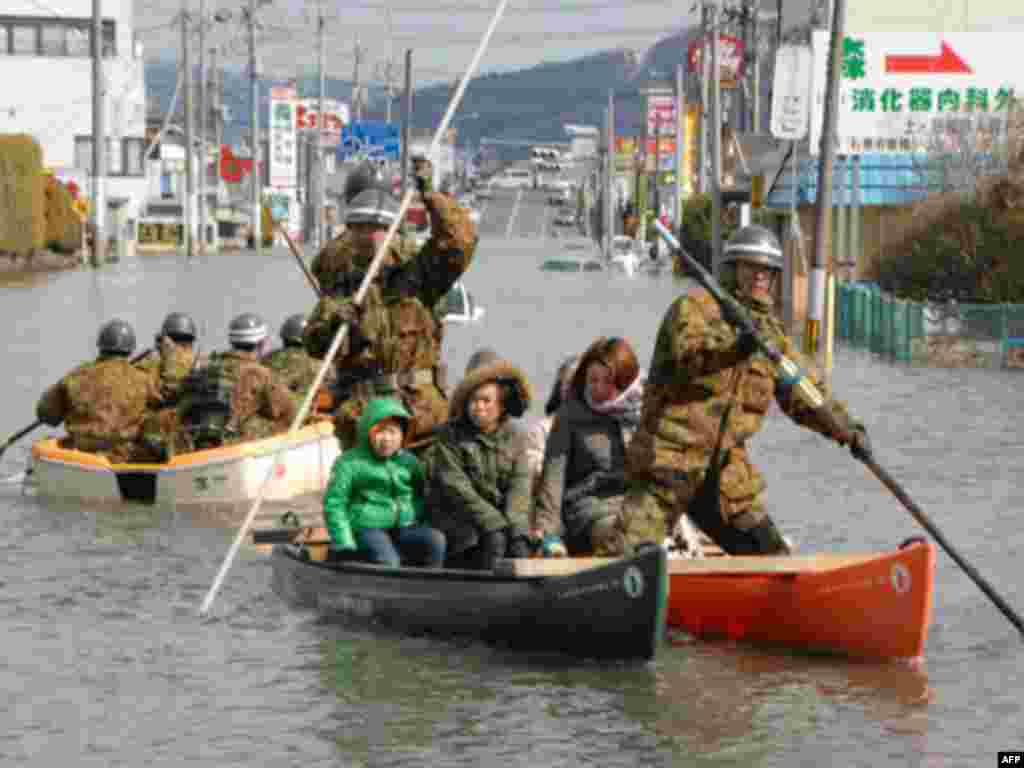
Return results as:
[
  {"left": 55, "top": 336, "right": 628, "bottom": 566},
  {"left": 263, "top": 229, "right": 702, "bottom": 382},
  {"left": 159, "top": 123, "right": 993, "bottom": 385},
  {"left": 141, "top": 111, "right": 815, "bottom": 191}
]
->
[
  {"left": 136, "top": 312, "right": 199, "bottom": 400},
  {"left": 310, "top": 161, "right": 417, "bottom": 291},
  {"left": 36, "top": 319, "right": 162, "bottom": 463},
  {"left": 304, "top": 157, "right": 478, "bottom": 450},
  {"left": 600, "top": 225, "right": 872, "bottom": 557},
  {"left": 174, "top": 313, "right": 298, "bottom": 448},
  {"left": 263, "top": 313, "right": 335, "bottom": 407}
]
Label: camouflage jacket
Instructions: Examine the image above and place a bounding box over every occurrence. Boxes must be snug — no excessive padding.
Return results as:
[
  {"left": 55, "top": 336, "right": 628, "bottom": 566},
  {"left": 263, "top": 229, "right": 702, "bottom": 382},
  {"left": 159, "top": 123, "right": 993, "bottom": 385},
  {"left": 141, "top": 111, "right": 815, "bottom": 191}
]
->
[
  {"left": 627, "top": 287, "right": 862, "bottom": 479},
  {"left": 181, "top": 350, "right": 297, "bottom": 436},
  {"left": 310, "top": 230, "right": 417, "bottom": 295},
  {"left": 304, "top": 193, "right": 478, "bottom": 377},
  {"left": 427, "top": 416, "right": 532, "bottom": 556},
  {"left": 262, "top": 345, "right": 333, "bottom": 401},
  {"left": 135, "top": 337, "right": 196, "bottom": 402},
  {"left": 36, "top": 355, "right": 162, "bottom": 443}
]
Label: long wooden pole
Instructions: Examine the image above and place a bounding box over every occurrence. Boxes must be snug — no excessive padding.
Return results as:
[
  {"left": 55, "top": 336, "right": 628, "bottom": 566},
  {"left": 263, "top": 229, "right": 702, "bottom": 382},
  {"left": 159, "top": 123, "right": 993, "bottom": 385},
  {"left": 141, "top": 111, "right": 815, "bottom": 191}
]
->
[{"left": 200, "top": 0, "right": 511, "bottom": 617}]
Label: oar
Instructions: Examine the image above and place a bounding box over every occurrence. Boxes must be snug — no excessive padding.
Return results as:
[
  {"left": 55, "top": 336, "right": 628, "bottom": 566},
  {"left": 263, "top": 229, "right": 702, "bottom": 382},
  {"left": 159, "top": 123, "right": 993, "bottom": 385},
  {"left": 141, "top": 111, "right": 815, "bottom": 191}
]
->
[
  {"left": 278, "top": 223, "right": 322, "bottom": 297},
  {"left": 0, "top": 420, "right": 42, "bottom": 461},
  {"left": 199, "top": 0, "right": 511, "bottom": 617},
  {"left": 652, "top": 218, "right": 1024, "bottom": 638}
]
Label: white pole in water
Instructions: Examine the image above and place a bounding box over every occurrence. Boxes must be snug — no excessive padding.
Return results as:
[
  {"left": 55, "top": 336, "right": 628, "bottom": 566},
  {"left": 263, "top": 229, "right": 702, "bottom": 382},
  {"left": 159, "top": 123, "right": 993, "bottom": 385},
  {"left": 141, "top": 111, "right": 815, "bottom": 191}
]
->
[{"left": 200, "top": 0, "right": 511, "bottom": 617}]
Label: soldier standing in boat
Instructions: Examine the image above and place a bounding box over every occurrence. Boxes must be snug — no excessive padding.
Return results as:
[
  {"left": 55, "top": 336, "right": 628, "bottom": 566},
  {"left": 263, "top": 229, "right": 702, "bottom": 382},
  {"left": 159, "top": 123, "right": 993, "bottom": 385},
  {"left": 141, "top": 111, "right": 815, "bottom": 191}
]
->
[
  {"left": 310, "top": 161, "right": 417, "bottom": 292},
  {"left": 303, "top": 157, "right": 478, "bottom": 450},
  {"left": 599, "top": 225, "right": 872, "bottom": 556},
  {"left": 36, "top": 319, "right": 162, "bottom": 463}
]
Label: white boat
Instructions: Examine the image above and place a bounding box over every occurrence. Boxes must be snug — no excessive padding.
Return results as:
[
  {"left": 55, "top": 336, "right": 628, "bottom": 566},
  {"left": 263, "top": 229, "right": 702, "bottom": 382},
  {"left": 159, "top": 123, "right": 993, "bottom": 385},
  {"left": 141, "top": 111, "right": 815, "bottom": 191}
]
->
[{"left": 29, "top": 421, "right": 340, "bottom": 511}]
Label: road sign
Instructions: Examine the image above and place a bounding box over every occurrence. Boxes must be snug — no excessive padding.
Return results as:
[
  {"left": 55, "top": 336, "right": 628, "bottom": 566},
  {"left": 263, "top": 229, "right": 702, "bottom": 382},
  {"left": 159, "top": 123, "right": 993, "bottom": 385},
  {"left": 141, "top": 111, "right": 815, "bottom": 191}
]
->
[
  {"left": 770, "top": 44, "right": 813, "bottom": 140},
  {"left": 809, "top": 32, "right": 1020, "bottom": 155},
  {"left": 687, "top": 34, "right": 745, "bottom": 88},
  {"left": 338, "top": 121, "right": 401, "bottom": 161}
]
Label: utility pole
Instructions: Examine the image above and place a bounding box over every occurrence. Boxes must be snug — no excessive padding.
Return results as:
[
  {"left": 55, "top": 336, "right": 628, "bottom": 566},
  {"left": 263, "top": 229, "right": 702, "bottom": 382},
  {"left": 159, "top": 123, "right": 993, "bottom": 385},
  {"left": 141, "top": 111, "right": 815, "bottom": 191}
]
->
[
  {"left": 400, "top": 49, "right": 412, "bottom": 190},
  {"left": 210, "top": 43, "right": 221, "bottom": 251},
  {"left": 807, "top": 0, "right": 846, "bottom": 365},
  {"left": 315, "top": 1, "right": 325, "bottom": 250},
  {"left": 353, "top": 39, "right": 363, "bottom": 122},
  {"left": 182, "top": 4, "right": 194, "bottom": 259},
  {"left": 751, "top": 0, "right": 761, "bottom": 131},
  {"left": 604, "top": 89, "right": 614, "bottom": 259},
  {"left": 710, "top": 0, "right": 724, "bottom": 277},
  {"left": 674, "top": 62, "right": 685, "bottom": 232},
  {"left": 698, "top": 1, "right": 711, "bottom": 195},
  {"left": 90, "top": 0, "right": 106, "bottom": 266},
  {"left": 197, "top": 0, "right": 207, "bottom": 254},
  {"left": 248, "top": 0, "right": 261, "bottom": 254}
]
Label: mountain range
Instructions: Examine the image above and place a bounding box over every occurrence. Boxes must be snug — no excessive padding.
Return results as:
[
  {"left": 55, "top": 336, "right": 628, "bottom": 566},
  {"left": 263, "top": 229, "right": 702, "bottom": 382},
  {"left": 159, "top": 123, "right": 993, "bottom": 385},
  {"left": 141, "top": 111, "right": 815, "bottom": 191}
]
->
[{"left": 145, "top": 27, "right": 737, "bottom": 162}]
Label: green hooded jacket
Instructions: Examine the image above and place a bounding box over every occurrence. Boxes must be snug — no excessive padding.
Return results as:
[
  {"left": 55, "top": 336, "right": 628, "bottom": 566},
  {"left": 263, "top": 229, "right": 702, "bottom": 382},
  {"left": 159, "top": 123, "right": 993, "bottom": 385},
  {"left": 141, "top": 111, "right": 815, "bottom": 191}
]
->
[{"left": 322, "top": 397, "right": 426, "bottom": 551}]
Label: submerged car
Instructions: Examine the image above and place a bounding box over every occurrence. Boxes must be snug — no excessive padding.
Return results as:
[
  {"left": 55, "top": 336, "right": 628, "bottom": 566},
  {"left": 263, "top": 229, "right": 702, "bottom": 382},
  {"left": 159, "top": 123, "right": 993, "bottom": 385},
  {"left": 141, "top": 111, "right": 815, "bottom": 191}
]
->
[{"left": 540, "top": 240, "right": 605, "bottom": 273}]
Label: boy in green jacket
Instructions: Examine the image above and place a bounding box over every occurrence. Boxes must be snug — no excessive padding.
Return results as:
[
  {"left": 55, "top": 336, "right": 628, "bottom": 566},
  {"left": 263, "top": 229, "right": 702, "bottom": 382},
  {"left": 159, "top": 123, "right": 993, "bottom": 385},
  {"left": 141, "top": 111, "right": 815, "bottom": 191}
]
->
[{"left": 323, "top": 397, "right": 446, "bottom": 567}]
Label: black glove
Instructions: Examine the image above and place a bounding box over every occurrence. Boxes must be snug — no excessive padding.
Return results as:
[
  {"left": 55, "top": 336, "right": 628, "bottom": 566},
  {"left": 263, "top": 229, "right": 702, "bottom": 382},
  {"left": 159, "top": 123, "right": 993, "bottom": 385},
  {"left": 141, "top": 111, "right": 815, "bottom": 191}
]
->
[
  {"left": 735, "top": 329, "right": 759, "bottom": 360},
  {"left": 849, "top": 426, "right": 872, "bottom": 461},
  {"left": 505, "top": 527, "right": 534, "bottom": 559}
]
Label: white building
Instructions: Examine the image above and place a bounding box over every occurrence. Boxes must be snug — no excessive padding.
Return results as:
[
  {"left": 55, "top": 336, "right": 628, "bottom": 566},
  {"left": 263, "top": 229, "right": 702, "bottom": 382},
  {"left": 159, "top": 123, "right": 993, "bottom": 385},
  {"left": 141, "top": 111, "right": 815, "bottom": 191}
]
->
[{"left": 0, "top": 1, "right": 147, "bottom": 242}]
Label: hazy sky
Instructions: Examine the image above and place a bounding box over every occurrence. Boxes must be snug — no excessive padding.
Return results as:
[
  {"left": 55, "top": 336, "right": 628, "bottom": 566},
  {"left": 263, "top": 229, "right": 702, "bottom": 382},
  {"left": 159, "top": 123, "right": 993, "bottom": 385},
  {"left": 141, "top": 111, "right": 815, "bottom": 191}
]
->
[{"left": 135, "top": 0, "right": 705, "bottom": 85}]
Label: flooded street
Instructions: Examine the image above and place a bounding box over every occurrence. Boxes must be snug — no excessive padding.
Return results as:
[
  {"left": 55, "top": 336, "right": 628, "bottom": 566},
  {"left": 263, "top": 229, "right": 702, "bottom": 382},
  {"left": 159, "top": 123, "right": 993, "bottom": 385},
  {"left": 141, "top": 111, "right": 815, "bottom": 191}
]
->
[{"left": 1, "top": 191, "right": 1021, "bottom": 766}]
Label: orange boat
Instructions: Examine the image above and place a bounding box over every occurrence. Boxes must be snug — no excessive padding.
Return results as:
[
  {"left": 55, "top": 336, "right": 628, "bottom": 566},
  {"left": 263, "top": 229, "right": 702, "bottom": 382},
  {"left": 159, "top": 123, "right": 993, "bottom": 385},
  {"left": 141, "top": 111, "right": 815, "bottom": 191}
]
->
[
  {"left": 487, "top": 538, "right": 935, "bottom": 661},
  {"left": 665, "top": 538, "right": 935, "bottom": 661}
]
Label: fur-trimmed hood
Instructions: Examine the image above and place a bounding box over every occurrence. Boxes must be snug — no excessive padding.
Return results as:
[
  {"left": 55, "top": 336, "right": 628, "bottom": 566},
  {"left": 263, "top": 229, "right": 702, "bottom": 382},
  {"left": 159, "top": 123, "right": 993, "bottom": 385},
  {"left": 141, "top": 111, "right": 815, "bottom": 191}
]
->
[{"left": 450, "top": 358, "right": 533, "bottom": 421}]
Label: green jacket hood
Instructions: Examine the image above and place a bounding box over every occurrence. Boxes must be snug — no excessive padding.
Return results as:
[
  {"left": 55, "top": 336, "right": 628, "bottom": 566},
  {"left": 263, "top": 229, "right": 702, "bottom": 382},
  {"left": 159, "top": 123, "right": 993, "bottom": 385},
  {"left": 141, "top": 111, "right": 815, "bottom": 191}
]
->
[{"left": 356, "top": 397, "right": 412, "bottom": 449}]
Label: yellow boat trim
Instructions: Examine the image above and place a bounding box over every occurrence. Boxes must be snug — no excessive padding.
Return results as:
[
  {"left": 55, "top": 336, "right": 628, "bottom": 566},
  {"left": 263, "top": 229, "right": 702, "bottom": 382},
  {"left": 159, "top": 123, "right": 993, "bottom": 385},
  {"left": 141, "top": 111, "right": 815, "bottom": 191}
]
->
[{"left": 31, "top": 421, "right": 336, "bottom": 471}]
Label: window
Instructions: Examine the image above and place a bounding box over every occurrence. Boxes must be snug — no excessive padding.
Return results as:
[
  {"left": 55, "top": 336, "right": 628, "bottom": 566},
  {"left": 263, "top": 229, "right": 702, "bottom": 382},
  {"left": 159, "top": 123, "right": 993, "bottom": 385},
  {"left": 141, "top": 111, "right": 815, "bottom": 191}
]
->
[
  {"left": 41, "top": 24, "right": 65, "bottom": 55},
  {"left": 0, "top": 17, "right": 114, "bottom": 57},
  {"left": 106, "top": 137, "right": 122, "bottom": 175},
  {"left": 11, "top": 24, "right": 37, "bottom": 55},
  {"left": 66, "top": 24, "right": 89, "bottom": 56},
  {"left": 74, "top": 136, "right": 92, "bottom": 171},
  {"left": 102, "top": 21, "right": 115, "bottom": 56},
  {"left": 122, "top": 138, "right": 144, "bottom": 176}
]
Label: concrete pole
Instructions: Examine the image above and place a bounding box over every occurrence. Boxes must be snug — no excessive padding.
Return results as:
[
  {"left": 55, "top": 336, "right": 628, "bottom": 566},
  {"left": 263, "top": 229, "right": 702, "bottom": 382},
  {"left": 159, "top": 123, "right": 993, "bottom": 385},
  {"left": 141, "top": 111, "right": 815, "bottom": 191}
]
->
[
  {"left": 603, "top": 94, "right": 613, "bottom": 258},
  {"left": 210, "top": 43, "right": 220, "bottom": 250},
  {"left": 751, "top": 0, "right": 761, "bottom": 131},
  {"left": 400, "top": 49, "right": 412, "bottom": 191},
  {"left": 353, "top": 39, "right": 362, "bottom": 122},
  {"left": 698, "top": 1, "right": 711, "bottom": 195},
  {"left": 807, "top": 0, "right": 846, "bottom": 358},
  {"left": 182, "top": 5, "right": 194, "bottom": 259},
  {"left": 316, "top": 5, "right": 325, "bottom": 250},
  {"left": 198, "top": 0, "right": 206, "bottom": 252},
  {"left": 653, "top": 112, "right": 662, "bottom": 218},
  {"left": 710, "top": 0, "right": 724, "bottom": 278},
  {"left": 248, "top": 0, "right": 261, "bottom": 254},
  {"left": 674, "top": 62, "right": 685, "bottom": 231},
  {"left": 90, "top": 0, "right": 106, "bottom": 266}
]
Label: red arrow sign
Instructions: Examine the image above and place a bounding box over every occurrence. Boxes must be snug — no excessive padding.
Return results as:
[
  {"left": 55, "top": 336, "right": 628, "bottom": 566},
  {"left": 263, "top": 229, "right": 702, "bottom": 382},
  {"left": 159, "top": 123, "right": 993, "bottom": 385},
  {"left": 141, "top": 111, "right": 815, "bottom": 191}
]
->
[{"left": 885, "top": 41, "right": 972, "bottom": 74}]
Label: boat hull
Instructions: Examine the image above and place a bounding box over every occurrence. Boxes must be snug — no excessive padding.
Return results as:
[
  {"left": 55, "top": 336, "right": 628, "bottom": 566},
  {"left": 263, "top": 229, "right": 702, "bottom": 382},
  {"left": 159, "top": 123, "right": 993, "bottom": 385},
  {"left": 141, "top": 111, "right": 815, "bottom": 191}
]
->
[
  {"left": 667, "top": 540, "right": 935, "bottom": 660},
  {"left": 30, "top": 422, "right": 340, "bottom": 511},
  {"left": 270, "top": 544, "right": 669, "bottom": 662}
]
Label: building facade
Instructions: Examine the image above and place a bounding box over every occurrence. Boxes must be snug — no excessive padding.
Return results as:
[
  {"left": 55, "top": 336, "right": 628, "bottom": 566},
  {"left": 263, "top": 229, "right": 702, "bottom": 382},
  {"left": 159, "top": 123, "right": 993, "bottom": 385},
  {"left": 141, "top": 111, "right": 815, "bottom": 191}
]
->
[{"left": 0, "top": 0, "right": 147, "bottom": 241}]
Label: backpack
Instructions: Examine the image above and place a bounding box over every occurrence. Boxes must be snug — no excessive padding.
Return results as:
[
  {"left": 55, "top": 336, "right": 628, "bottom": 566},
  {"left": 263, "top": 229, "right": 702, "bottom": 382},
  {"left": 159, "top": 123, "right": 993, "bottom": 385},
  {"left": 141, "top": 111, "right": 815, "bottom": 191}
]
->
[{"left": 178, "top": 362, "right": 236, "bottom": 449}]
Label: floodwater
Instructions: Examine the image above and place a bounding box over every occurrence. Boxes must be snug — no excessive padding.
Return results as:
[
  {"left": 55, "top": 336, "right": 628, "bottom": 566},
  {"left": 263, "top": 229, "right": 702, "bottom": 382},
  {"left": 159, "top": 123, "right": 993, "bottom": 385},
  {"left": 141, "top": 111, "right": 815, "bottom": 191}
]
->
[{"left": 0, "top": 190, "right": 1021, "bottom": 766}]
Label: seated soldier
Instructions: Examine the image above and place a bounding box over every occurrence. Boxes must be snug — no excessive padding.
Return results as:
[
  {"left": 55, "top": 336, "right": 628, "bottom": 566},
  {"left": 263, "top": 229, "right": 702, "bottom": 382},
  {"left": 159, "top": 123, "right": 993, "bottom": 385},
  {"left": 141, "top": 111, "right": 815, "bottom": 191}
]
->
[
  {"left": 263, "top": 313, "right": 336, "bottom": 410},
  {"left": 171, "top": 313, "right": 298, "bottom": 452},
  {"left": 136, "top": 312, "right": 200, "bottom": 401},
  {"left": 37, "top": 319, "right": 162, "bottom": 463}
]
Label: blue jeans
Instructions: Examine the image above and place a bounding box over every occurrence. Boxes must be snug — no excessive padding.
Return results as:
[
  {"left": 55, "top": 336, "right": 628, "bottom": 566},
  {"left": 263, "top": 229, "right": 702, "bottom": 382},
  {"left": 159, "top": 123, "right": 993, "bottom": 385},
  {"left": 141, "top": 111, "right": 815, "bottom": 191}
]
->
[{"left": 354, "top": 526, "right": 446, "bottom": 568}]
